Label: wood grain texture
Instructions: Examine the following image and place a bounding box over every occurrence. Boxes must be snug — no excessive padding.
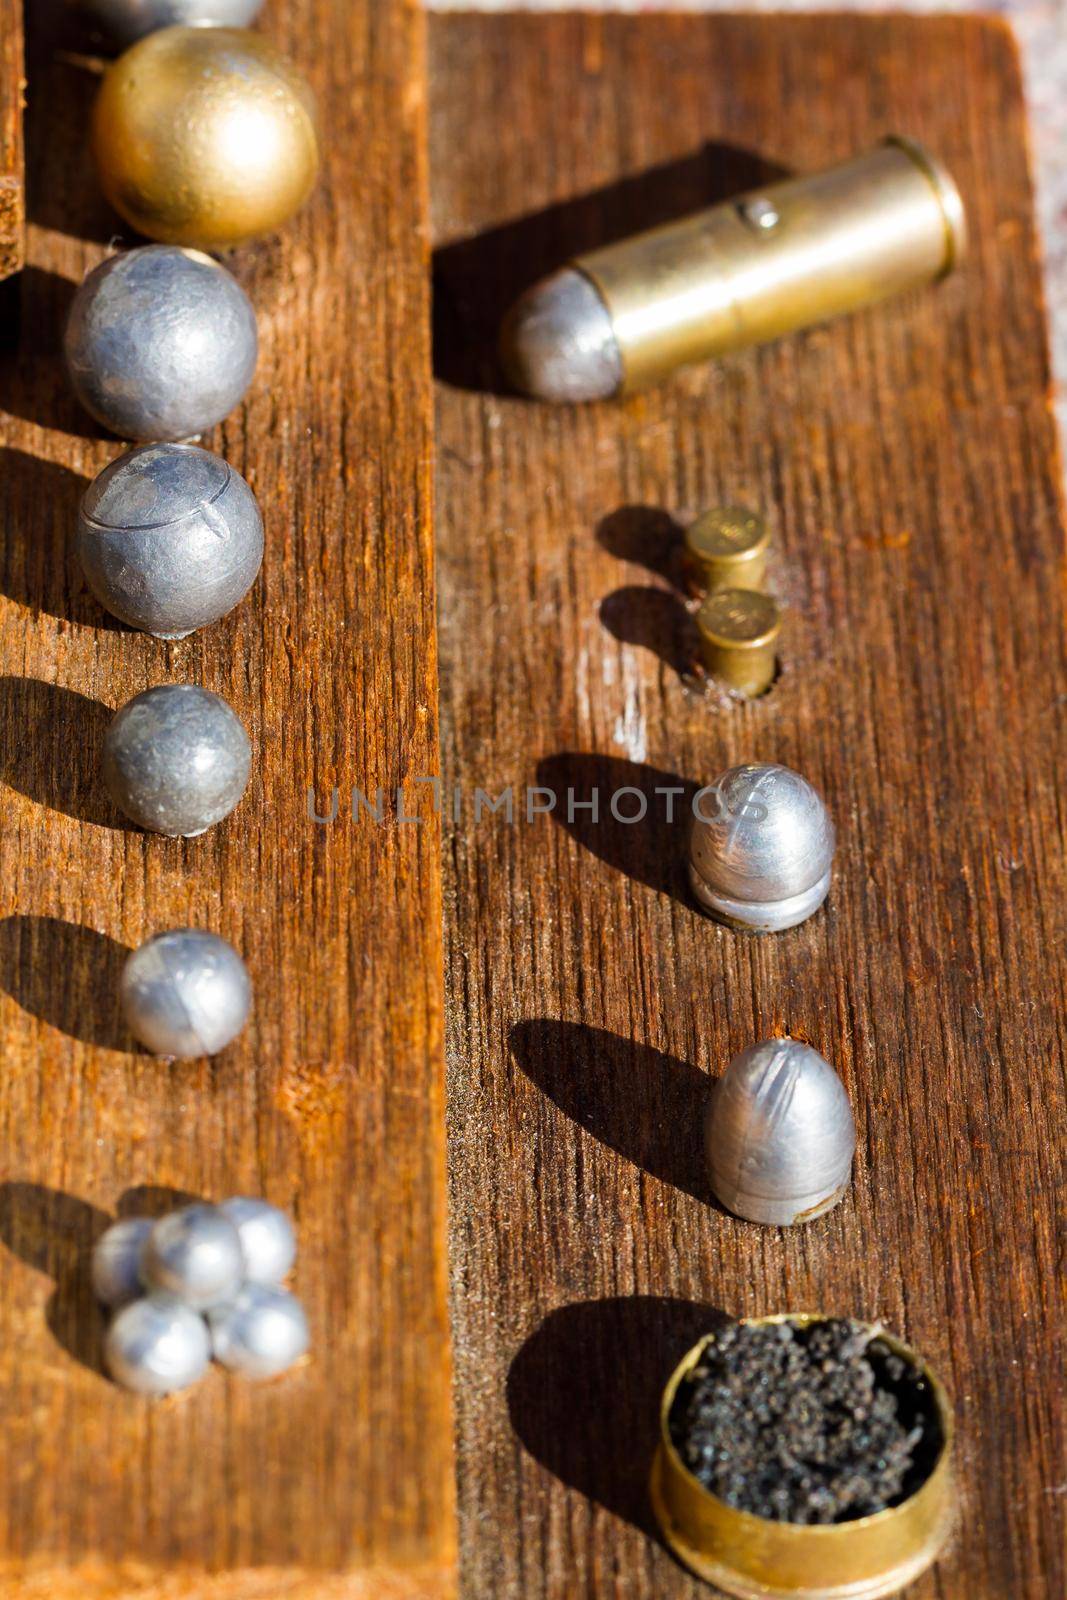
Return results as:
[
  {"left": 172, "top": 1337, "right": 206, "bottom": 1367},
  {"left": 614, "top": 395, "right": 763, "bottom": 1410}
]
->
[
  {"left": 0, "top": 0, "right": 24, "bottom": 278},
  {"left": 430, "top": 14, "right": 1065, "bottom": 1600},
  {"left": 0, "top": 1, "right": 454, "bottom": 1594}
]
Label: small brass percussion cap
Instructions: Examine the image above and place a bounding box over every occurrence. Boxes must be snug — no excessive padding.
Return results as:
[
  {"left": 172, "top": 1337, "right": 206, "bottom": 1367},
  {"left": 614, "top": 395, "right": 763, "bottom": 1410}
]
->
[
  {"left": 651, "top": 1316, "right": 955, "bottom": 1599},
  {"left": 697, "top": 587, "right": 780, "bottom": 697},
  {"left": 685, "top": 506, "right": 769, "bottom": 594}
]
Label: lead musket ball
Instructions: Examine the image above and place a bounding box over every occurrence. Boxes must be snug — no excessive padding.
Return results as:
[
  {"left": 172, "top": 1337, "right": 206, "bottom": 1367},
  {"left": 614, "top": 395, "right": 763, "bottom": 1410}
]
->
[
  {"left": 121, "top": 929, "right": 252, "bottom": 1058},
  {"left": 65, "top": 246, "right": 258, "bottom": 442},
  {"left": 105, "top": 1292, "right": 211, "bottom": 1393},
  {"left": 104, "top": 684, "right": 251, "bottom": 837},
  {"left": 141, "top": 1203, "right": 246, "bottom": 1309},
  {"left": 77, "top": 443, "right": 263, "bottom": 639},
  {"left": 706, "top": 1037, "right": 856, "bottom": 1225},
  {"left": 209, "top": 1283, "right": 310, "bottom": 1378},
  {"left": 689, "top": 762, "right": 835, "bottom": 932},
  {"left": 85, "top": 0, "right": 263, "bottom": 49},
  {"left": 220, "top": 1198, "right": 296, "bottom": 1284},
  {"left": 91, "top": 1216, "right": 153, "bottom": 1308}
]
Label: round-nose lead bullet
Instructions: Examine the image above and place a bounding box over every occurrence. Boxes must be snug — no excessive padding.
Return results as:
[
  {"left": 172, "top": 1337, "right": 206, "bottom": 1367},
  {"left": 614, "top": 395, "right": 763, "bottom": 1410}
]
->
[
  {"left": 706, "top": 1038, "right": 856, "bottom": 1224},
  {"left": 209, "top": 1283, "right": 310, "bottom": 1378},
  {"left": 91, "top": 1217, "right": 153, "bottom": 1309},
  {"left": 697, "top": 588, "right": 781, "bottom": 697},
  {"left": 499, "top": 268, "right": 622, "bottom": 403},
  {"left": 685, "top": 506, "right": 770, "bottom": 595},
  {"left": 689, "top": 762, "right": 835, "bottom": 932}
]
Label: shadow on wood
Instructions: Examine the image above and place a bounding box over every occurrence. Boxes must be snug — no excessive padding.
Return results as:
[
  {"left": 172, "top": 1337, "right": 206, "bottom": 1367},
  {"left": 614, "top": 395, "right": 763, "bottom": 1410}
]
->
[
  {"left": 535, "top": 753, "right": 697, "bottom": 903},
  {"left": 0, "top": 267, "right": 101, "bottom": 438},
  {"left": 0, "top": 448, "right": 120, "bottom": 627},
  {"left": 23, "top": 2, "right": 116, "bottom": 247},
  {"left": 0, "top": 1183, "right": 112, "bottom": 1378},
  {"left": 0, "top": 914, "right": 133, "bottom": 1050},
  {"left": 599, "top": 585, "right": 699, "bottom": 680},
  {"left": 117, "top": 1186, "right": 204, "bottom": 1219},
  {"left": 509, "top": 1019, "right": 714, "bottom": 1204},
  {"left": 596, "top": 505, "right": 687, "bottom": 587},
  {"left": 433, "top": 143, "right": 790, "bottom": 394},
  {"left": 0, "top": 677, "right": 131, "bottom": 828},
  {"left": 506, "top": 1295, "right": 731, "bottom": 1536}
]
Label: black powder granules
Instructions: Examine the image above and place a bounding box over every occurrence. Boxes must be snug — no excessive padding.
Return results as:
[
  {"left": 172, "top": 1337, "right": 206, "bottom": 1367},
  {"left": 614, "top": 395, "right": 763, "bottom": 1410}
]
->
[{"left": 668, "top": 1318, "right": 944, "bottom": 1524}]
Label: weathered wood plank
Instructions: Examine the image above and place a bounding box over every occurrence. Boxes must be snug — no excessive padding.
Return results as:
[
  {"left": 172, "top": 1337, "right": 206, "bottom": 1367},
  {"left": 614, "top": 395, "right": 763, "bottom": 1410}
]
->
[
  {"left": 0, "top": 0, "right": 24, "bottom": 278},
  {"left": 430, "top": 14, "right": 1065, "bottom": 1599},
  {"left": 0, "top": 0, "right": 454, "bottom": 1592}
]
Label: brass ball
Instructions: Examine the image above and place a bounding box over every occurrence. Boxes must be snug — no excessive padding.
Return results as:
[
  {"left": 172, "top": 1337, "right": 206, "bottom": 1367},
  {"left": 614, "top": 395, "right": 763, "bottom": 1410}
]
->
[{"left": 92, "top": 27, "right": 320, "bottom": 249}]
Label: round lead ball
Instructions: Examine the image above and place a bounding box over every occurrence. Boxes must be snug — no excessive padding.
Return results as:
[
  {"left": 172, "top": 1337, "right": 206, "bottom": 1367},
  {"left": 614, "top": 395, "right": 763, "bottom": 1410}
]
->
[
  {"left": 141, "top": 1204, "right": 245, "bottom": 1309},
  {"left": 220, "top": 1198, "right": 296, "bottom": 1284},
  {"left": 121, "top": 929, "right": 251, "bottom": 1058},
  {"left": 706, "top": 1038, "right": 856, "bottom": 1225},
  {"left": 105, "top": 1293, "right": 211, "bottom": 1394},
  {"left": 104, "top": 685, "right": 251, "bottom": 838},
  {"left": 209, "top": 1284, "right": 309, "bottom": 1378},
  {"left": 689, "top": 762, "right": 835, "bottom": 932},
  {"left": 65, "top": 246, "right": 258, "bottom": 442},
  {"left": 91, "top": 1216, "right": 153, "bottom": 1308},
  {"left": 77, "top": 443, "right": 263, "bottom": 639},
  {"left": 86, "top": 0, "right": 264, "bottom": 49}
]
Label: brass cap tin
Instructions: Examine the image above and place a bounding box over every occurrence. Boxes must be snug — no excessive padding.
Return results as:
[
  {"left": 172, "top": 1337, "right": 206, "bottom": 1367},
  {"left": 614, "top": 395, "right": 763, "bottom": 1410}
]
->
[
  {"left": 685, "top": 506, "right": 770, "bottom": 594},
  {"left": 577, "top": 138, "right": 966, "bottom": 393},
  {"left": 697, "top": 587, "right": 781, "bottom": 696},
  {"left": 650, "top": 1316, "right": 955, "bottom": 1600}
]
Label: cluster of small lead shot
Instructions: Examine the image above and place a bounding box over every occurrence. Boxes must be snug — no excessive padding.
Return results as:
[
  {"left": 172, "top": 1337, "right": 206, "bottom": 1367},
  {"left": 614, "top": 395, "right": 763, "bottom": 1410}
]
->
[{"left": 94, "top": 1200, "right": 309, "bottom": 1395}]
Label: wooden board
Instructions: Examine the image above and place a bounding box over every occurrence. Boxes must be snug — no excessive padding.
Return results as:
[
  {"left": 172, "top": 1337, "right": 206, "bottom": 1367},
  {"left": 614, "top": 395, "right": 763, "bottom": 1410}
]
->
[
  {"left": 430, "top": 14, "right": 1065, "bottom": 1600},
  {"left": 0, "top": 2, "right": 454, "bottom": 1595},
  {"left": 0, "top": 0, "right": 24, "bottom": 278}
]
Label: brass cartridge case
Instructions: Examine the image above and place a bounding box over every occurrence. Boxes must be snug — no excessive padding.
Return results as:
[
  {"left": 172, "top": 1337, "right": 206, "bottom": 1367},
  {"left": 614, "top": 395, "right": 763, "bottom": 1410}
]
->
[
  {"left": 650, "top": 1315, "right": 955, "bottom": 1600},
  {"left": 577, "top": 138, "right": 965, "bottom": 393}
]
